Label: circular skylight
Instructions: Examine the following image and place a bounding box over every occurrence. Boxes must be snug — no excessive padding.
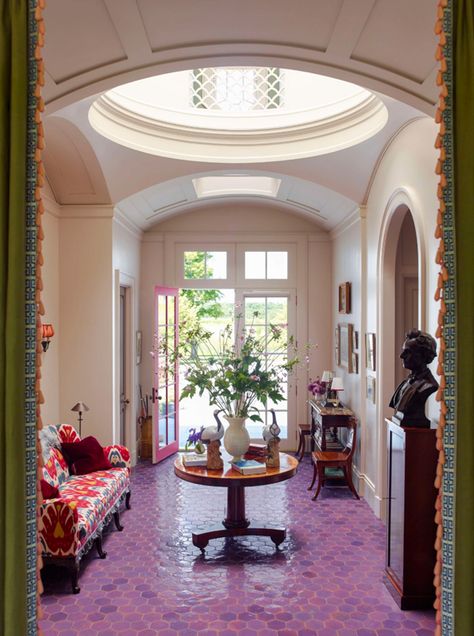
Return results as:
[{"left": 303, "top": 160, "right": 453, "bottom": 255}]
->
[{"left": 89, "top": 68, "right": 388, "bottom": 163}]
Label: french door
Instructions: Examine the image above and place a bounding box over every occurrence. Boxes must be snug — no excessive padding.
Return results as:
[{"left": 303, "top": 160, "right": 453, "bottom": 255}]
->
[
  {"left": 152, "top": 286, "right": 179, "bottom": 463},
  {"left": 235, "top": 290, "right": 296, "bottom": 451}
]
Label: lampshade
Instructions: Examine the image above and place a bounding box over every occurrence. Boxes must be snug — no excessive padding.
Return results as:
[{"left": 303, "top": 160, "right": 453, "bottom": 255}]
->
[
  {"left": 42, "top": 323, "right": 54, "bottom": 338},
  {"left": 331, "top": 377, "right": 344, "bottom": 391},
  {"left": 71, "top": 401, "right": 89, "bottom": 414},
  {"left": 321, "top": 370, "right": 333, "bottom": 383}
]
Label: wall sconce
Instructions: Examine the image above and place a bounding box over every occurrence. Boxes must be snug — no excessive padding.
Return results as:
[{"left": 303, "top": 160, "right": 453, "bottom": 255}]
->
[
  {"left": 41, "top": 324, "right": 54, "bottom": 352},
  {"left": 71, "top": 401, "right": 89, "bottom": 437}
]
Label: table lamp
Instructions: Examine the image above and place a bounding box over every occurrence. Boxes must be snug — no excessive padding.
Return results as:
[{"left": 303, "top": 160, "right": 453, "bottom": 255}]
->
[
  {"left": 71, "top": 401, "right": 89, "bottom": 437},
  {"left": 321, "top": 370, "right": 333, "bottom": 384},
  {"left": 321, "top": 370, "right": 333, "bottom": 406},
  {"left": 330, "top": 377, "right": 344, "bottom": 407}
]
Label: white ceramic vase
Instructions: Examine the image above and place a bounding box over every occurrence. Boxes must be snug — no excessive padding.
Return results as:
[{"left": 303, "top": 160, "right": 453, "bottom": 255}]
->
[{"left": 223, "top": 416, "right": 250, "bottom": 462}]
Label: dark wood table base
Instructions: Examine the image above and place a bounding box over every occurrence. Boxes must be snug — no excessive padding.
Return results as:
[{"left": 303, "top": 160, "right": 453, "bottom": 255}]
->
[
  {"left": 192, "top": 523, "right": 286, "bottom": 552},
  {"left": 193, "top": 484, "right": 286, "bottom": 552}
]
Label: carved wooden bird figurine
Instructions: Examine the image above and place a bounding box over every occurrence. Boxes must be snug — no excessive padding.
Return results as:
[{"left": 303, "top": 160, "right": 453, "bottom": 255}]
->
[
  {"left": 262, "top": 409, "right": 281, "bottom": 442},
  {"left": 201, "top": 409, "right": 225, "bottom": 443}
]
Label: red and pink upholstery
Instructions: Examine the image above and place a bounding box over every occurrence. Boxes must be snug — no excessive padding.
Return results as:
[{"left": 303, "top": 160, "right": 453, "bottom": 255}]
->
[{"left": 39, "top": 424, "right": 131, "bottom": 593}]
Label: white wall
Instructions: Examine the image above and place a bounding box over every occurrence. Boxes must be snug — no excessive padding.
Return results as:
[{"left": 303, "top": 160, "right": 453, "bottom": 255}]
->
[
  {"left": 41, "top": 187, "right": 61, "bottom": 425},
  {"left": 58, "top": 208, "right": 114, "bottom": 444},
  {"left": 330, "top": 117, "right": 439, "bottom": 516},
  {"left": 331, "top": 211, "right": 363, "bottom": 469},
  {"left": 40, "top": 194, "right": 141, "bottom": 451},
  {"left": 139, "top": 201, "right": 333, "bottom": 450},
  {"left": 113, "top": 214, "right": 142, "bottom": 461}
]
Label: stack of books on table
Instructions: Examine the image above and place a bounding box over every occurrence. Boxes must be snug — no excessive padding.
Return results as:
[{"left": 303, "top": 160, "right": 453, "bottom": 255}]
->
[
  {"left": 230, "top": 459, "right": 266, "bottom": 475},
  {"left": 181, "top": 452, "right": 207, "bottom": 467},
  {"left": 243, "top": 443, "right": 268, "bottom": 460}
]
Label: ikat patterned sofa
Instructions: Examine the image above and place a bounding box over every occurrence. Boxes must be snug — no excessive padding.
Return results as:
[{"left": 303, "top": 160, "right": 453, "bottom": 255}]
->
[{"left": 39, "top": 424, "right": 131, "bottom": 593}]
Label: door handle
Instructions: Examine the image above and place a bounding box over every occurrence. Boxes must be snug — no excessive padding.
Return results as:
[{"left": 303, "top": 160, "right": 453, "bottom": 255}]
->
[{"left": 151, "top": 388, "right": 162, "bottom": 402}]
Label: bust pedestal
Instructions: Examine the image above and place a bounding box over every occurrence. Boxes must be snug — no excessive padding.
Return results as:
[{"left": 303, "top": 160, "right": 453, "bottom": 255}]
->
[{"left": 384, "top": 418, "right": 437, "bottom": 610}]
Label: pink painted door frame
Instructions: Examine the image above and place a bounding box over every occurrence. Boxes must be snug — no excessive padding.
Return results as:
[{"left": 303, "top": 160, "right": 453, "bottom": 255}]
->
[{"left": 152, "top": 286, "right": 179, "bottom": 463}]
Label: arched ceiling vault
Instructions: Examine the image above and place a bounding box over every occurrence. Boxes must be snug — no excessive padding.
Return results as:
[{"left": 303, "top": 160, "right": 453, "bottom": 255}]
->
[
  {"left": 42, "top": 0, "right": 438, "bottom": 229},
  {"left": 44, "top": 0, "right": 438, "bottom": 115}
]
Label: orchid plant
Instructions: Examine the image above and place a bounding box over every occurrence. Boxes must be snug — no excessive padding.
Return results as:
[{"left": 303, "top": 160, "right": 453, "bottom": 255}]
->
[
  {"left": 184, "top": 427, "right": 205, "bottom": 454},
  {"left": 160, "top": 310, "right": 306, "bottom": 423}
]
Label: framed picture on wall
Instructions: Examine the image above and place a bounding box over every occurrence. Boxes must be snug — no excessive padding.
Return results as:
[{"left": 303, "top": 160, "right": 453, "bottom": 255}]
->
[
  {"left": 338, "top": 323, "right": 354, "bottom": 371},
  {"left": 352, "top": 352, "right": 359, "bottom": 374},
  {"left": 366, "top": 333, "right": 376, "bottom": 371},
  {"left": 338, "top": 282, "right": 351, "bottom": 314}
]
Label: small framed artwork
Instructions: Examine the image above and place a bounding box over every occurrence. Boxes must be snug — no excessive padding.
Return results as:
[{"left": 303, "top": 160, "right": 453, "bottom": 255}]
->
[
  {"left": 338, "top": 282, "right": 351, "bottom": 314},
  {"left": 338, "top": 323, "right": 354, "bottom": 371},
  {"left": 335, "top": 346, "right": 340, "bottom": 366},
  {"left": 366, "top": 375, "right": 376, "bottom": 403},
  {"left": 351, "top": 352, "right": 359, "bottom": 374},
  {"left": 366, "top": 332, "right": 376, "bottom": 371},
  {"left": 136, "top": 330, "right": 142, "bottom": 365}
]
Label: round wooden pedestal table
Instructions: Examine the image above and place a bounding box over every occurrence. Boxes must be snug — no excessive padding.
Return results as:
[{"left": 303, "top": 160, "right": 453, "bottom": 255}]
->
[{"left": 174, "top": 453, "right": 298, "bottom": 552}]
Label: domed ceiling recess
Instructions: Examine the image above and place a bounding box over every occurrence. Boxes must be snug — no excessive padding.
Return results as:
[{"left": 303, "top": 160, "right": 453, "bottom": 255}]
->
[{"left": 89, "top": 67, "right": 388, "bottom": 163}]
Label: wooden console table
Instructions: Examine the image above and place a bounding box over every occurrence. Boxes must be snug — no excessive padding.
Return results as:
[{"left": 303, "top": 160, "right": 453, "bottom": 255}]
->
[
  {"left": 174, "top": 453, "right": 298, "bottom": 552},
  {"left": 309, "top": 400, "right": 354, "bottom": 451}
]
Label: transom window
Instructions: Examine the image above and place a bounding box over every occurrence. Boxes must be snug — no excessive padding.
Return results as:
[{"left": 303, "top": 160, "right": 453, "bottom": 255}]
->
[
  {"left": 245, "top": 251, "right": 288, "bottom": 280},
  {"left": 191, "top": 68, "right": 284, "bottom": 111},
  {"left": 184, "top": 251, "right": 227, "bottom": 280}
]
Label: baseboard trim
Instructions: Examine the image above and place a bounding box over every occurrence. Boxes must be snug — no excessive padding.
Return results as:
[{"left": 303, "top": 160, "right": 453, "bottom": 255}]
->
[{"left": 353, "top": 466, "right": 383, "bottom": 518}]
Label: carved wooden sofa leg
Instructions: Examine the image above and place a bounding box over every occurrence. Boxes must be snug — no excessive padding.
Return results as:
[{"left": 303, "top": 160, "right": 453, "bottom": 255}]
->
[
  {"left": 95, "top": 534, "right": 107, "bottom": 559},
  {"left": 125, "top": 490, "right": 131, "bottom": 509},
  {"left": 113, "top": 511, "right": 124, "bottom": 531}
]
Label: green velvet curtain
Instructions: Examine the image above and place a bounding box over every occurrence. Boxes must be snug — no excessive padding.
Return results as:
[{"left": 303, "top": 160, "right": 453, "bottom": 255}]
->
[
  {"left": 0, "top": 2, "right": 29, "bottom": 635},
  {"left": 454, "top": 1, "right": 474, "bottom": 634}
]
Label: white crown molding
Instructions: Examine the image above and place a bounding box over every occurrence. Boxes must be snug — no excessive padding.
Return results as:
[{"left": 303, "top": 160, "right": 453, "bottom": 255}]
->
[
  {"left": 59, "top": 204, "right": 114, "bottom": 219},
  {"left": 42, "top": 193, "right": 61, "bottom": 218},
  {"left": 113, "top": 207, "right": 143, "bottom": 240},
  {"left": 139, "top": 195, "right": 329, "bottom": 230},
  {"left": 89, "top": 90, "right": 388, "bottom": 164},
  {"left": 329, "top": 206, "right": 362, "bottom": 239}
]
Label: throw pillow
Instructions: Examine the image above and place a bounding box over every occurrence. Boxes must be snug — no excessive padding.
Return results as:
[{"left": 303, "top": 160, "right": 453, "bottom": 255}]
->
[
  {"left": 61, "top": 436, "right": 112, "bottom": 475},
  {"left": 40, "top": 479, "right": 60, "bottom": 500}
]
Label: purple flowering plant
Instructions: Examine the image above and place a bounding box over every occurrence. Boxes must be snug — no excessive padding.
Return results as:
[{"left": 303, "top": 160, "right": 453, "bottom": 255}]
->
[
  {"left": 184, "top": 427, "right": 205, "bottom": 453},
  {"left": 308, "top": 376, "right": 327, "bottom": 397}
]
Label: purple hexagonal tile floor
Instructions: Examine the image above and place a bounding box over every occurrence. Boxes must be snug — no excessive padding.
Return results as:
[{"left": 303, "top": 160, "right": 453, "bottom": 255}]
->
[{"left": 40, "top": 457, "right": 435, "bottom": 635}]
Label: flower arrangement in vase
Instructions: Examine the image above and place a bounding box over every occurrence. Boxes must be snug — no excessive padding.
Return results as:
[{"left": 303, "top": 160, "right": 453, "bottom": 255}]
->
[
  {"left": 308, "top": 376, "right": 328, "bottom": 403},
  {"left": 159, "top": 310, "right": 305, "bottom": 461}
]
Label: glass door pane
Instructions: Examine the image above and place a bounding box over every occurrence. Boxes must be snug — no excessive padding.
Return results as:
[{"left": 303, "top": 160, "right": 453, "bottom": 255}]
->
[
  {"left": 178, "top": 289, "right": 235, "bottom": 447},
  {"left": 240, "top": 294, "right": 292, "bottom": 442},
  {"left": 152, "top": 286, "right": 179, "bottom": 463}
]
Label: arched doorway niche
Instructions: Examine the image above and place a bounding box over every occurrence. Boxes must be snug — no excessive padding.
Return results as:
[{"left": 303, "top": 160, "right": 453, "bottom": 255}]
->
[{"left": 376, "top": 188, "right": 426, "bottom": 519}]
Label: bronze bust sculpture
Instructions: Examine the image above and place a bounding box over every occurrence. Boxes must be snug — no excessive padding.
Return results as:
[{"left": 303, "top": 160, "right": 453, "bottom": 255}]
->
[{"left": 389, "top": 329, "right": 439, "bottom": 428}]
